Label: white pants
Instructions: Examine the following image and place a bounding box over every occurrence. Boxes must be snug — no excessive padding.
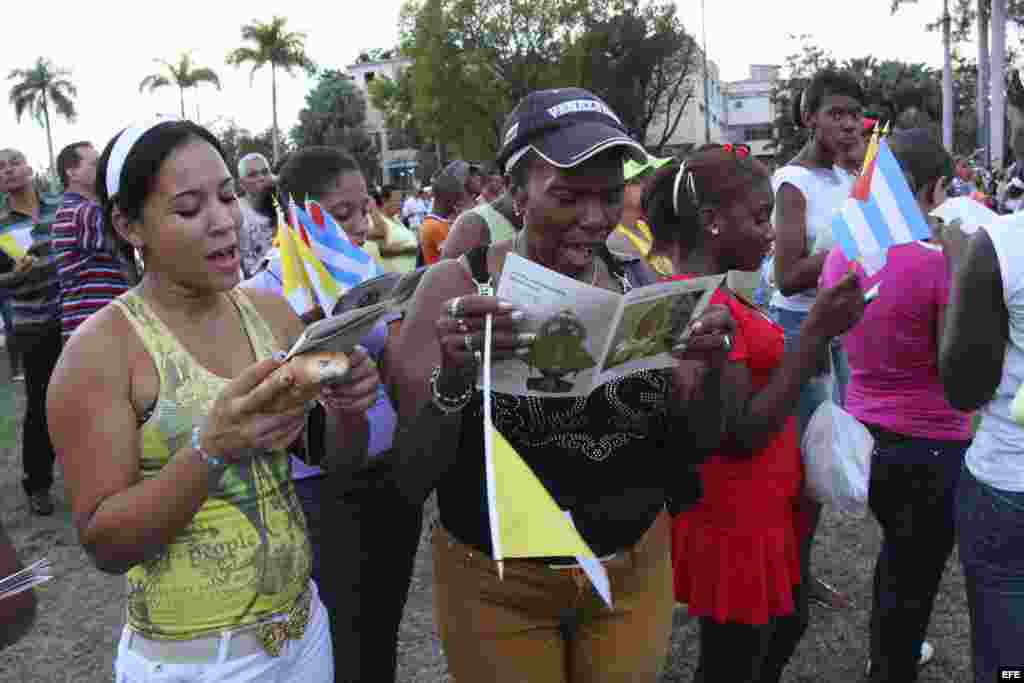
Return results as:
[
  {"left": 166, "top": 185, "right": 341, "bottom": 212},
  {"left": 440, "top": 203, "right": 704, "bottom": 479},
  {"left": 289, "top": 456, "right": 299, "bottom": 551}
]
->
[{"left": 114, "top": 582, "right": 333, "bottom": 683}]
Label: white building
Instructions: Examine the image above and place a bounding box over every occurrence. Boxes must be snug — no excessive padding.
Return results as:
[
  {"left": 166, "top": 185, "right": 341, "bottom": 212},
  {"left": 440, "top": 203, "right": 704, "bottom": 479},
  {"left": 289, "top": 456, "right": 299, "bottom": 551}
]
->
[
  {"left": 345, "top": 56, "right": 419, "bottom": 187},
  {"left": 723, "top": 64, "right": 780, "bottom": 160},
  {"left": 648, "top": 52, "right": 725, "bottom": 151}
]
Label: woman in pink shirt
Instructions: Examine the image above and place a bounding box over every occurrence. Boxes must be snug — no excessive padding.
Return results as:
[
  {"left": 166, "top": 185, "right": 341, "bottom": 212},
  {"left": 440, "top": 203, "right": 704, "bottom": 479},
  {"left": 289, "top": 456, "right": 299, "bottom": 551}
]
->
[{"left": 821, "top": 129, "right": 970, "bottom": 681}]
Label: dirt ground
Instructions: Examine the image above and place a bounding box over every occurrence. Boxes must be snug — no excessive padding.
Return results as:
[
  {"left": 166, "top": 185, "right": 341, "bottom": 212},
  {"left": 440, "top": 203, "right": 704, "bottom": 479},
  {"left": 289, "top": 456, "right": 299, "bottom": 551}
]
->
[{"left": 0, "top": 367, "right": 973, "bottom": 682}]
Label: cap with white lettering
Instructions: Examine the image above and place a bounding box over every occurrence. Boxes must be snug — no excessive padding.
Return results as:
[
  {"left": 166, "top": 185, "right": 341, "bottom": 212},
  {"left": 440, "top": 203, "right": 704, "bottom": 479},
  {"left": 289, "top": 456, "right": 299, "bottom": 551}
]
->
[{"left": 496, "top": 88, "right": 647, "bottom": 174}]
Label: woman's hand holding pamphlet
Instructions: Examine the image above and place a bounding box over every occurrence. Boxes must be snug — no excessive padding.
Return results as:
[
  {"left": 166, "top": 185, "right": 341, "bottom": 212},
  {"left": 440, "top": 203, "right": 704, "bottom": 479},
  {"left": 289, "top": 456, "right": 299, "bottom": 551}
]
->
[
  {"left": 250, "top": 268, "right": 426, "bottom": 413},
  {"left": 488, "top": 253, "right": 724, "bottom": 397}
]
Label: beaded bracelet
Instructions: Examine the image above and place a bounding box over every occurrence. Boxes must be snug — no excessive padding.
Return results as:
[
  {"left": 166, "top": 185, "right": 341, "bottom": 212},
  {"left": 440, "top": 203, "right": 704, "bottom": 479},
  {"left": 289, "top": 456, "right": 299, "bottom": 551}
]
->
[{"left": 430, "top": 365, "right": 474, "bottom": 414}]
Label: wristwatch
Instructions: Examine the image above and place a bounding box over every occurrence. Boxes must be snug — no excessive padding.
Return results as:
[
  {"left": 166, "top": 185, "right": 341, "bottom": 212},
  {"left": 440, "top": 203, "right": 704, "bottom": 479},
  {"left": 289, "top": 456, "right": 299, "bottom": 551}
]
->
[{"left": 191, "top": 424, "right": 228, "bottom": 470}]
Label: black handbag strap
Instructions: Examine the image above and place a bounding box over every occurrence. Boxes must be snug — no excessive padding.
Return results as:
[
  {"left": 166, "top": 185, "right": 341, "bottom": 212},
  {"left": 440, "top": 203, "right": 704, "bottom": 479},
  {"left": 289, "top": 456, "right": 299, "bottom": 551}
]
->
[{"left": 465, "top": 245, "right": 491, "bottom": 286}]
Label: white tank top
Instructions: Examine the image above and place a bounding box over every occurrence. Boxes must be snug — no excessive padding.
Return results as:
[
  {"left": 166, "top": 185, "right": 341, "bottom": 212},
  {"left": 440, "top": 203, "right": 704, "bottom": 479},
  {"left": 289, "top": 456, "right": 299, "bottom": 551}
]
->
[
  {"left": 769, "top": 165, "right": 854, "bottom": 313},
  {"left": 966, "top": 214, "right": 1024, "bottom": 491}
]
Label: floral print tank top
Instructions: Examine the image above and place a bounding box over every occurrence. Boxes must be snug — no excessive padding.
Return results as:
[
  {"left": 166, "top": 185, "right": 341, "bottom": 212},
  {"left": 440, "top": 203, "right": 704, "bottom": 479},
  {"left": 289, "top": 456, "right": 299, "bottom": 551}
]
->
[{"left": 112, "top": 288, "right": 311, "bottom": 640}]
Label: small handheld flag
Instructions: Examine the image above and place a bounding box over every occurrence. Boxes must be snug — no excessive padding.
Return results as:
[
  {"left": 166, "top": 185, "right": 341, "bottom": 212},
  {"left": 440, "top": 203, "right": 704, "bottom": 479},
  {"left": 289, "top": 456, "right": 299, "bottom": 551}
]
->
[
  {"left": 831, "top": 135, "right": 929, "bottom": 274},
  {"left": 297, "top": 200, "right": 380, "bottom": 290},
  {"left": 0, "top": 218, "right": 38, "bottom": 259},
  {"left": 278, "top": 219, "right": 316, "bottom": 315},
  {"left": 480, "top": 285, "right": 611, "bottom": 605},
  {"left": 286, "top": 201, "right": 343, "bottom": 312}
]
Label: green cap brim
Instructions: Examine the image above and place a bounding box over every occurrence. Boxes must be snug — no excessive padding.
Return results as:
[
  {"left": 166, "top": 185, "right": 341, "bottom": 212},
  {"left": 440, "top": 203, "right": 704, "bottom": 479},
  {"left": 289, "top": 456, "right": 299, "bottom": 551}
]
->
[{"left": 624, "top": 155, "right": 673, "bottom": 182}]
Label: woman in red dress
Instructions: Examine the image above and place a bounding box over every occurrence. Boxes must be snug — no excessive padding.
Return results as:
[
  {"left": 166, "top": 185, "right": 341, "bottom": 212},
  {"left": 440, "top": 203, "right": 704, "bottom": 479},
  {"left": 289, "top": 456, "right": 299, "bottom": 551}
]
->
[{"left": 642, "top": 146, "right": 865, "bottom": 682}]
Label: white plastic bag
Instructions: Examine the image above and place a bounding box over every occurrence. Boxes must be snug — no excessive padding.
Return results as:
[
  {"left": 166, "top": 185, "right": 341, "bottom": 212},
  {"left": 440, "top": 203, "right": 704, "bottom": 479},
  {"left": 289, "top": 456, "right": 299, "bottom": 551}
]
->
[{"left": 801, "top": 399, "right": 874, "bottom": 518}]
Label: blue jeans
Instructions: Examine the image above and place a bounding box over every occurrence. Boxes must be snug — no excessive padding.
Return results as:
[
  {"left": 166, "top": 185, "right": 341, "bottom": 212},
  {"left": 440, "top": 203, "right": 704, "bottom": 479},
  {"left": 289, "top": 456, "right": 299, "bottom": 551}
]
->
[
  {"left": 769, "top": 307, "right": 849, "bottom": 436},
  {"left": 956, "top": 465, "right": 1024, "bottom": 683},
  {"left": 867, "top": 432, "right": 968, "bottom": 682}
]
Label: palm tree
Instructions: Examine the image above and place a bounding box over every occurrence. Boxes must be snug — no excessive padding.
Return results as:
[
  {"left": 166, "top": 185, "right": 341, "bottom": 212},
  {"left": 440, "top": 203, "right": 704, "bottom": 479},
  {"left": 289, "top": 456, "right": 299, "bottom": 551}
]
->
[
  {"left": 7, "top": 57, "right": 77, "bottom": 174},
  {"left": 226, "top": 16, "right": 316, "bottom": 164},
  {"left": 139, "top": 52, "right": 222, "bottom": 120}
]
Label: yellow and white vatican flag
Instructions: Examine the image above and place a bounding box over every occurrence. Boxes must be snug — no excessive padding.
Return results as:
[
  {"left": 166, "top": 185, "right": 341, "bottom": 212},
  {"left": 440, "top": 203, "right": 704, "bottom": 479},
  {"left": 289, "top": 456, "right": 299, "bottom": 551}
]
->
[
  {"left": 481, "top": 299, "right": 613, "bottom": 607},
  {"left": 278, "top": 219, "right": 316, "bottom": 316}
]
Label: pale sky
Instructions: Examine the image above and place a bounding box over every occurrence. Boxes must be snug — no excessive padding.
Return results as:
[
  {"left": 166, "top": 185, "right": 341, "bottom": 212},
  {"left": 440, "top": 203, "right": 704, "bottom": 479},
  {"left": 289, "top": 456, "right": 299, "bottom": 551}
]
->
[{"left": 0, "top": 0, "right": 1007, "bottom": 172}]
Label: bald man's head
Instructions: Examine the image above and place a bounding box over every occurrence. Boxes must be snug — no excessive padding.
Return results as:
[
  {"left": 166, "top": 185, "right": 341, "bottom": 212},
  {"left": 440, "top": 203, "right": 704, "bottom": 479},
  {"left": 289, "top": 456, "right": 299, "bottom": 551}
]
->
[
  {"left": 0, "top": 149, "right": 32, "bottom": 195},
  {"left": 238, "top": 153, "right": 274, "bottom": 200}
]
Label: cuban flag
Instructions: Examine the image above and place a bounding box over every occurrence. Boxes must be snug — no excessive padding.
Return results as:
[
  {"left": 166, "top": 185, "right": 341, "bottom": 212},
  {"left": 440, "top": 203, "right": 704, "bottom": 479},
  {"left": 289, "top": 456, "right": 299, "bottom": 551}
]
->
[
  {"left": 830, "top": 136, "right": 930, "bottom": 275},
  {"left": 292, "top": 199, "right": 380, "bottom": 292}
]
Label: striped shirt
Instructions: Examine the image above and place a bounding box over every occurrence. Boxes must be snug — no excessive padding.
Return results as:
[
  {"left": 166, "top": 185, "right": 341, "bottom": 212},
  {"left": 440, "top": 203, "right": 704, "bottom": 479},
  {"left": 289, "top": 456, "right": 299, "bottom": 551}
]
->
[
  {"left": 0, "top": 195, "right": 62, "bottom": 330},
  {"left": 52, "top": 193, "right": 133, "bottom": 339}
]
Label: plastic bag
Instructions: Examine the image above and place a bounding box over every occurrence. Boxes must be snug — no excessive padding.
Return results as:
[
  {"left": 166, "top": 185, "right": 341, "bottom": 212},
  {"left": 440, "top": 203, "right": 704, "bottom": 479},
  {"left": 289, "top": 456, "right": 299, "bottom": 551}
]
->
[{"left": 801, "top": 399, "right": 874, "bottom": 518}]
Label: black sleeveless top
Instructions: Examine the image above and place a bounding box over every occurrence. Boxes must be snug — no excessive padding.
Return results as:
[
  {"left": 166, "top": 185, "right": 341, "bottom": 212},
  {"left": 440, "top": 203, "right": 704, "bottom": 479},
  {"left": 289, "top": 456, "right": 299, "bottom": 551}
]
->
[{"left": 437, "top": 246, "right": 703, "bottom": 559}]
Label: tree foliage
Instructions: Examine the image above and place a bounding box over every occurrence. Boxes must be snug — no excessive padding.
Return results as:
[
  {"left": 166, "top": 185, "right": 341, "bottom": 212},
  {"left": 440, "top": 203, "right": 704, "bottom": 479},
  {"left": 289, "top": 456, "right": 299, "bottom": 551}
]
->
[
  {"left": 890, "top": 0, "right": 1024, "bottom": 39},
  {"left": 367, "top": 64, "right": 423, "bottom": 151},
  {"left": 356, "top": 48, "right": 399, "bottom": 63},
  {"left": 561, "top": 0, "right": 698, "bottom": 152},
  {"left": 289, "top": 70, "right": 381, "bottom": 185},
  {"left": 139, "top": 52, "right": 221, "bottom": 119},
  {"left": 769, "top": 35, "right": 975, "bottom": 164},
  {"left": 396, "top": 0, "right": 698, "bottom": 159},
  {"left": 7, "top": 57, "right": 77, "bottom": 173}
]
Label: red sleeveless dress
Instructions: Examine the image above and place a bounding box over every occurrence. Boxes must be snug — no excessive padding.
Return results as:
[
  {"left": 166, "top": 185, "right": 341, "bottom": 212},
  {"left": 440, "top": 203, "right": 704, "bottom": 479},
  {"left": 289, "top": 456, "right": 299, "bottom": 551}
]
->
[{"left": 669, "top": 281, "right": 810, "bottom": 625}]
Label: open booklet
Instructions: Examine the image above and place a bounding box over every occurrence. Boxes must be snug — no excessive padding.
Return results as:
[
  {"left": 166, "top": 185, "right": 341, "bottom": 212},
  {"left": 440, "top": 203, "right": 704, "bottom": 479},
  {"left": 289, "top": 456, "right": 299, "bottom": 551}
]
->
[
  {"left": 488, "top": 254, "right": 725, "bottom": 397},
  {"left": 284, "top": 267, "right": 426, "bottom": 360}
]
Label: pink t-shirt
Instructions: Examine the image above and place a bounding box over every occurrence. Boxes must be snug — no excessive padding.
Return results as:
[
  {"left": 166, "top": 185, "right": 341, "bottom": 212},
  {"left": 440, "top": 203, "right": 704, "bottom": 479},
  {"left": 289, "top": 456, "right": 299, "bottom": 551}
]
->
[{"left": 820, "top": 242, "right": 971, "bottom": 441}]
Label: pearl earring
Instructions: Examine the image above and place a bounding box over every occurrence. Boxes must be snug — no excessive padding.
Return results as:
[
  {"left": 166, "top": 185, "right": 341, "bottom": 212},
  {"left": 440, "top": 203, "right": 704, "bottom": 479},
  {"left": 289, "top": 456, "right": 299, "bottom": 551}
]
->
[{"left": 711, "top": 226, "right": 720, "bottom": 236}]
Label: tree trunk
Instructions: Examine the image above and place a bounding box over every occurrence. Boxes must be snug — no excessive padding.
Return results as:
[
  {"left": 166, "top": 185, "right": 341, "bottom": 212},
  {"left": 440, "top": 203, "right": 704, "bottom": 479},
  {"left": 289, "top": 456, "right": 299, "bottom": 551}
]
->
[
  {"left": 179, "top": 86, "right": 186, "bottom": 119},
  {"left": 943, "top": 0, "right": 954, "bottom": 151},
  {"left": 271, "top": 64, "right": 280, "bottom": 166},
  {"left": 979, "top": 0, "right": 991, "bottom": 163},
  {"left": 42, "top": 91, "right": 54, "bottom": 177},
  {"left": 992, "top": 0, "right": 1007, "bottom": 167}
]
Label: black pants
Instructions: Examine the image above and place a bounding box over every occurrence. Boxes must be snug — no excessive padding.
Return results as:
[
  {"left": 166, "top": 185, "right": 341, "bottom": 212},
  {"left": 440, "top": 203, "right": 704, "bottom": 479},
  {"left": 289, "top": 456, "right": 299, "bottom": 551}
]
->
[
  {"left": 693, "top": 581, "right": 809, "bottom": 683},
  {"left": 1, "top": 299, "right": 21, "bottom": 376},
  {"left": 16, "top": 324, "right": 62, "bottom": 495},
  {"left": 300, "top": 458, "right": 425, "bottom": 683},
  {"left": 867, "top": 433, "right": 968, "bottom": 682}
]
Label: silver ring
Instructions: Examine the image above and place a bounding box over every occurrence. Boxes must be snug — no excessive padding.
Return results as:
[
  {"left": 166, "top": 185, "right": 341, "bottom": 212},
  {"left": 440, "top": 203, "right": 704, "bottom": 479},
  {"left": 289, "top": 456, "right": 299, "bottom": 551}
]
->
[
  {"left": 722, "top": 334, "right": 732, "bottom": 352},
  {"left": 464, "top": 334, "right": 474, "bottom": 352},
  {"left": 456, "top": 318, "right": 469, "bottom": 333},
  {"left": 448, "top": 297, "right": 463, "bottom": 318}
]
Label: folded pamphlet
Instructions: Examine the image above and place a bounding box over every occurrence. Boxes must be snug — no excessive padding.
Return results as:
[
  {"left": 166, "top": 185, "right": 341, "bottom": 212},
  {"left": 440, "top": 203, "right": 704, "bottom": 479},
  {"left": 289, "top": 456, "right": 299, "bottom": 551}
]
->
[
  {"left": 487, "top": 254, "right": 724, "bottom": 397},
  {"left": 286, "top": 267, "right": 426, "bottom": 359},
  {"left": 0, "top": 557, "right": 52, "bottom": 601}
]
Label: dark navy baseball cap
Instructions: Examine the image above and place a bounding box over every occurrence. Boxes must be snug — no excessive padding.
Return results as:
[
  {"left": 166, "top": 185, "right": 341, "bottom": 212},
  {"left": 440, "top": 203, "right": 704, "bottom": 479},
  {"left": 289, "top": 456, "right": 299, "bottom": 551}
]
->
[{"left": 496, "top": 88, "right": 647, "bottom": 173}]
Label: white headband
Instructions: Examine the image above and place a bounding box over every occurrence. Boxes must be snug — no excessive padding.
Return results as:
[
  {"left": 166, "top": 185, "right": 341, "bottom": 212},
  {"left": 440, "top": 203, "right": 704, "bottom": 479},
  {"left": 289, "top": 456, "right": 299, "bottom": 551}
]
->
[
  {"left": 672, "top": 161, "right": 698, "bottom": 216},
  {"left": 105, "top": 114, "right": 181, "bottom": 198}
]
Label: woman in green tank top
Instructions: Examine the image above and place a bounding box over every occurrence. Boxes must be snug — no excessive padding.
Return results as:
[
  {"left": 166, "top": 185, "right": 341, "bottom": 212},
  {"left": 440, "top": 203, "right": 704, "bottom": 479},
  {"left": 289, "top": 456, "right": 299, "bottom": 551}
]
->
[{"left": 47, "top": 119, "right": 380, "bottom": 682}]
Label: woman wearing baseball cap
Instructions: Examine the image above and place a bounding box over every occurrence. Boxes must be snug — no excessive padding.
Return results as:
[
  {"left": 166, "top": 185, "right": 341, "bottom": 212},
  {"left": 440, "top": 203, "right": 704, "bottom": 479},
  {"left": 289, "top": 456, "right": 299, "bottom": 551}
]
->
[{"left": 391, "top": 88, "right": 738, "bottom": 681}]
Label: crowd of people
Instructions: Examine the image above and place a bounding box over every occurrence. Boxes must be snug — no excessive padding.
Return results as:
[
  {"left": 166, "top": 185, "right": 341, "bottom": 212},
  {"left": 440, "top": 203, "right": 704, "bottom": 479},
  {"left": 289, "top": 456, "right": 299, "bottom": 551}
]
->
[{"left": 0, "top": 65, "right": 1021, "bottom": 683}]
